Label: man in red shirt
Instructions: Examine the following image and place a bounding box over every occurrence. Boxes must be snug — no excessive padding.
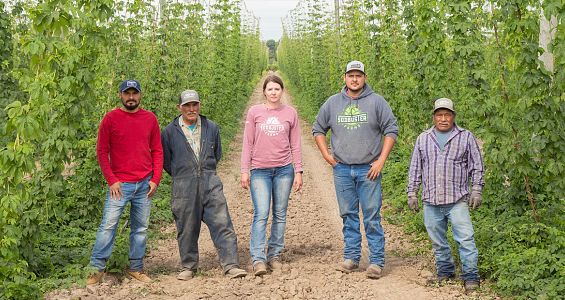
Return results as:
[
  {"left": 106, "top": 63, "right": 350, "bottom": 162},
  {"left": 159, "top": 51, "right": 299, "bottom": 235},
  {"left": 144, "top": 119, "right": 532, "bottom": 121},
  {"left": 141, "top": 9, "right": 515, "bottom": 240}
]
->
[{"left": 87, "top": 79, "right": 163, "bottom": 285}]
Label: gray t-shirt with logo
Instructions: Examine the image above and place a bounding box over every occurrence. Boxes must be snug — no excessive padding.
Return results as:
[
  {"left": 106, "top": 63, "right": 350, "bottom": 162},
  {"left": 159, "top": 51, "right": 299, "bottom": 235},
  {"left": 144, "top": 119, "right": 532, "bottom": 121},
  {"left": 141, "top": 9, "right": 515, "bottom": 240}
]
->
[{"left": 312, "top": 84, "right": 399, "bottom": 165}]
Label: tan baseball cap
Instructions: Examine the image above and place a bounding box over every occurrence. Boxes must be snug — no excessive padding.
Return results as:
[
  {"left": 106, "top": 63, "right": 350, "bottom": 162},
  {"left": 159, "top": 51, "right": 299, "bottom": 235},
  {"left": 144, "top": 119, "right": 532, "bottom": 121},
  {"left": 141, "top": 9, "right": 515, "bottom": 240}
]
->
[
  {"left": 179, "top": 90, "right": 200, "bottom": 105},
  {"left": 434, "top": 98, "right": 455, "bottom": 113}
]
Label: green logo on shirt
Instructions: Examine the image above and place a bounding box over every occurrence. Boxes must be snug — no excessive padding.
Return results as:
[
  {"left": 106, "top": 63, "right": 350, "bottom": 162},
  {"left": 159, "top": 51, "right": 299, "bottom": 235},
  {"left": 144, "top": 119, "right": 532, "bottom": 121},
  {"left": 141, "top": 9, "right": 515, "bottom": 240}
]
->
[{"left": 337, "top": 105, "right": 368, "bottom": 129}]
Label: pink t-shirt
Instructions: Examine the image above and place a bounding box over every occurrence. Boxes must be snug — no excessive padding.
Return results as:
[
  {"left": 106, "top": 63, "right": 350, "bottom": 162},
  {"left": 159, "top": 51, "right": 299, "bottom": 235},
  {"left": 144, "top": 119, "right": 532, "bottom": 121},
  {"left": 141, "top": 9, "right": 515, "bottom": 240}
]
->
[{"left": 241, "top": 104, "right": 303, "bottom": 173}]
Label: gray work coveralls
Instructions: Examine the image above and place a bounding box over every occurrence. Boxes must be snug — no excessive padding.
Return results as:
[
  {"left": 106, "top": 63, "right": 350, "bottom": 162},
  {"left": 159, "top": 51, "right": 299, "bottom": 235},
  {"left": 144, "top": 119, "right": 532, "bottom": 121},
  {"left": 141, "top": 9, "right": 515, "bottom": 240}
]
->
[{"left": 161, "top": 115, "right": 240, "bottom": 273}]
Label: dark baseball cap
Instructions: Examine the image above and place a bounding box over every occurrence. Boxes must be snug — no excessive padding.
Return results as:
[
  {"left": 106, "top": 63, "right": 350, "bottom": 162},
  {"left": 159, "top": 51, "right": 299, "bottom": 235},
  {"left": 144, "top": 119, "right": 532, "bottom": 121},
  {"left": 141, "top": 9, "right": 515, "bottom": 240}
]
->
[{"left": 119, "top": 79, "right": 141, "bottom": 93}]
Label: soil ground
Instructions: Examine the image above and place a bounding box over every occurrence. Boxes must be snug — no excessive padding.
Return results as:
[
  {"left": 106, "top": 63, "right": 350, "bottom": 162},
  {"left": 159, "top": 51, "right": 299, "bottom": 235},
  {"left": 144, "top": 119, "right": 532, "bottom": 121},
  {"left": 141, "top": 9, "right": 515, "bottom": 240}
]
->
[{"left": 46, "top": 74, "right": 491, "bottom": 300}]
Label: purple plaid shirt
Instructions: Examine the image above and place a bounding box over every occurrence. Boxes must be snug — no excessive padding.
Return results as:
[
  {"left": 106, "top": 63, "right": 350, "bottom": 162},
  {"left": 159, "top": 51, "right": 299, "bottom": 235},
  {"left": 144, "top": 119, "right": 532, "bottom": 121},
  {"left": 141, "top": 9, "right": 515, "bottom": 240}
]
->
[{"left": 407, "top": 125, "right": 484, "bottom": 205}]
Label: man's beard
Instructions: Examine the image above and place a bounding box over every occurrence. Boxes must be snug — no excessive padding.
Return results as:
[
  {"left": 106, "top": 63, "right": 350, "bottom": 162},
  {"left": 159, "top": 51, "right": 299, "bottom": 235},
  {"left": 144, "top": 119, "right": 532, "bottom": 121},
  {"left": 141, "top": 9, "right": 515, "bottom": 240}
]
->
[
  {"left": 347, "top": 84, "right": 363, "bottom": 93},
  {"left": 122, "top": 101, "right": 139, "bottom": 111}
]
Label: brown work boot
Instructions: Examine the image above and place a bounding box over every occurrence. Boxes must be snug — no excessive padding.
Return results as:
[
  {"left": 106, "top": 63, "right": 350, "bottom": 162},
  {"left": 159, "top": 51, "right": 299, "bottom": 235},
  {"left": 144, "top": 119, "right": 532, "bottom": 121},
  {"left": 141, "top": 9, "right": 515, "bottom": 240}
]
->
[
  {"left": 268, "top": 258, "right": 283, "bottom": 271},
  {"left": 86, "top": 271, "right": 105, "bottom": 285},
  {"left": 177, "top": 269, "right": 194, "bottom": 281},
  {"left": 366, "top": 264, "right": 383, "bottom": 279},
  {"left": 336, "top": 259, "right": 359, "bottom": 273},
  {"left": 225, "top": 267, "right": 247, "bottom": 279},
  {"left": 253, "top": 262, "right": 267, "bottom": 276},
  {"left": 125, "top": 269, "right": 152, "bottom": 283}
]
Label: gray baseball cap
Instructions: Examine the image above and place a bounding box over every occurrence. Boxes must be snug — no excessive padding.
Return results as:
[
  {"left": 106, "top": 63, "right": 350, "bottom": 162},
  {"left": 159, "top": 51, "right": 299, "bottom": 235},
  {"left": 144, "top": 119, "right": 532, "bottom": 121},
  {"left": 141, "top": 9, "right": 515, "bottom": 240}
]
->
[
  {"left": 345, "top": 60, "right": 365, "bottom": 74},
  {"left": 179, "top": 90, "right": 200, "bottom": 105},
  {"left": 434, "top": 98, "right": 455, "bottom": 113}
]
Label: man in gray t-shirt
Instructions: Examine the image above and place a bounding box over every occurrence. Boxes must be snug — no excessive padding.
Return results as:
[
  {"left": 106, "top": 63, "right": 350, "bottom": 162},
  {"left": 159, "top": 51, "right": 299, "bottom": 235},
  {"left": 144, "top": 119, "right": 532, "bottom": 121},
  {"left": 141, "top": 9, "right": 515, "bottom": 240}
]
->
[{"left": 312, "top": 60, "right": 398, "bottom": 279}]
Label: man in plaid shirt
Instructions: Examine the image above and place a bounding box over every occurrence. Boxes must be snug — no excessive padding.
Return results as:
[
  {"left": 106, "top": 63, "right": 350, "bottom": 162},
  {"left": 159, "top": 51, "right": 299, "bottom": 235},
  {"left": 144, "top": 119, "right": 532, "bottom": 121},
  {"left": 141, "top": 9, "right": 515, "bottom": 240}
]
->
[{"left": 407, "top": 98, "right": 484, "bottom": 294}]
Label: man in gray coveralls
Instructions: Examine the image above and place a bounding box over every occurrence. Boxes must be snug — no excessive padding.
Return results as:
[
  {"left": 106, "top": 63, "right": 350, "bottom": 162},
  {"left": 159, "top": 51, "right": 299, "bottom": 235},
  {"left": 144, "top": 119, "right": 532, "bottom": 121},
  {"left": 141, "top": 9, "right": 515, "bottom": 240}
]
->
[{"left": 161, "top": 89, "right": 247, "bottom": 280}]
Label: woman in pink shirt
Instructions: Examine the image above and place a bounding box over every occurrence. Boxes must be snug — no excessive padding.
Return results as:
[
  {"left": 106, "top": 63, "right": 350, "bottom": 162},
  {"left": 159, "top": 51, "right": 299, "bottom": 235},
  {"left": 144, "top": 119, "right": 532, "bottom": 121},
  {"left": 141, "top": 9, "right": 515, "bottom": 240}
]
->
[{"left": 241, "top": 75, "right": 303, "bottom": 276}]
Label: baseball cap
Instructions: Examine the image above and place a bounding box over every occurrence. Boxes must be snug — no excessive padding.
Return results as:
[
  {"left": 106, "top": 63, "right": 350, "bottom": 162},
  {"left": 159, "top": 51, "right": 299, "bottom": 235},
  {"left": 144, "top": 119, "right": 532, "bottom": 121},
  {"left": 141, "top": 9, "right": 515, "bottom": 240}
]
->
[
  {"left": 179, "top": 90, "right": 200, "bottom": 106},
  {"left": 119, "top": 79, "right": 141, "bottom": 93},
  {"left": 345, "top": 60, "right": 365, "bottom": 74},
  {"left": 434, "top": 98, "right": 455, "bottom": 113}
]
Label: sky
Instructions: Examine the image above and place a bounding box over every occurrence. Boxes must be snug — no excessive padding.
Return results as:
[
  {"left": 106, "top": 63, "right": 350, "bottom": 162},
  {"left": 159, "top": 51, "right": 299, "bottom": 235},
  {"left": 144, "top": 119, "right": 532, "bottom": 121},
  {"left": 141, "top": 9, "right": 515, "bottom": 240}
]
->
[{"left": 243, "top": 0, "right": 300, "bottom": 41}]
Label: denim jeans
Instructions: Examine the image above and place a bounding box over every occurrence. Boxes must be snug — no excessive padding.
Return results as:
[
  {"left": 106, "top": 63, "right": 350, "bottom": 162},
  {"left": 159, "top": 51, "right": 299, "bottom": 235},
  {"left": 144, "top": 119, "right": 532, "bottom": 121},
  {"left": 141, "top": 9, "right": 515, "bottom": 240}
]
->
[
  {"left": 423, "top": 200, "right": 479, "bottom": 282},
  {"left": 249, "top": 164, "right": 294, "bottom": 263},
  {"left": 90, "top": 176, "right": 152, "bottom": 271},
  {"left": 333, "top": 163, "right": 385, "bottom": 267}
]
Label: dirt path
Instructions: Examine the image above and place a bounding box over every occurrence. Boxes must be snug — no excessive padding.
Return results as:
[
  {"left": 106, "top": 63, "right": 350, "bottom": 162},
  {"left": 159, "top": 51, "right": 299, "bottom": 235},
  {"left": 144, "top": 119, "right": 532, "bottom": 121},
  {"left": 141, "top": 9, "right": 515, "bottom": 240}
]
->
[{"left": 48, "top": 75, "right": 473, "bottom": 299}]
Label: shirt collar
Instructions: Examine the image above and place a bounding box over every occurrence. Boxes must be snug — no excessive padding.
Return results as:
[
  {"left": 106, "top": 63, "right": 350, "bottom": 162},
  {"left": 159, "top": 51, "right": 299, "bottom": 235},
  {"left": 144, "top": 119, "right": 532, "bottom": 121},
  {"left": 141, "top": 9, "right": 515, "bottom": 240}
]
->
[
  {"left": 424, "top": 124, "right": 463, "bottom": 136},
  {"left": 178, "top": 115, "right": 201, "bottom": 129}
]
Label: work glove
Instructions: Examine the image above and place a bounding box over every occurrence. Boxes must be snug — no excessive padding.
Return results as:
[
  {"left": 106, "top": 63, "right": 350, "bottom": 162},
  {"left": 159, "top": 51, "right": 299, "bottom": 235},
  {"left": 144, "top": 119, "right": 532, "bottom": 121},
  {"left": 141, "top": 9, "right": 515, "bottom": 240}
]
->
[
  {"left": 469, "top": 190, "right": 482, "bottom": 210},
  {"left": 408, "top": 194, "right": 419, "bottom": 213}
]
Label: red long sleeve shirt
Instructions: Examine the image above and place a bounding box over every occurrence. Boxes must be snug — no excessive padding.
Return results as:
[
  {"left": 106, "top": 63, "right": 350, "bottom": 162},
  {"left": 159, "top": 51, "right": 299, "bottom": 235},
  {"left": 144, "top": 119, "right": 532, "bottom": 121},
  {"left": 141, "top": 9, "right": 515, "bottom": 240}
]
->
[{"left": 96, "top": 108, "right": 163, "bottom": 186}]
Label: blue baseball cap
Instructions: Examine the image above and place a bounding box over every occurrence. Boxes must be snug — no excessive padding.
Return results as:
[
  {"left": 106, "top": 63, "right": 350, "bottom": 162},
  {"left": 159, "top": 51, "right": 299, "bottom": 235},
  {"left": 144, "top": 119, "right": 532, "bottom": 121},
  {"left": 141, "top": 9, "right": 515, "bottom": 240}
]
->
[{"left": 119, "top": 79, "right": 141, "bottom": 93}]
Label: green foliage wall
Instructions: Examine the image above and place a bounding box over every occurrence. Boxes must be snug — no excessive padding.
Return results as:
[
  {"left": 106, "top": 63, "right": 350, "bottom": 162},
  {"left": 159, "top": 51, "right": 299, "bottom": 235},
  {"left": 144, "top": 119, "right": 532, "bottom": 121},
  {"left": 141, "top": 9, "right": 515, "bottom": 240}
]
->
[
  {"left": 0, "top": 2, "right": 23, "bottom": 144},
  {"left": 279, "top": 0, "right": 565, "bottom": 298},
  {"left": 266, "top": 39, "right": 277, "bottom": 64},
  {"left": 0, "top": 0, "right": 266, "bottom": 297}
]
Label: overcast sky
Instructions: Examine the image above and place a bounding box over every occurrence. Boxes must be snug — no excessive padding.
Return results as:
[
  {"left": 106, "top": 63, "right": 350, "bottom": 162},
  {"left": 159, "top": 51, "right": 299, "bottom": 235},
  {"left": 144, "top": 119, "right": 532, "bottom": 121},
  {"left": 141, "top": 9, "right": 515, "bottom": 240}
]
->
[{"left": 243, "top": 0, "right": 300, "bottom": 41}]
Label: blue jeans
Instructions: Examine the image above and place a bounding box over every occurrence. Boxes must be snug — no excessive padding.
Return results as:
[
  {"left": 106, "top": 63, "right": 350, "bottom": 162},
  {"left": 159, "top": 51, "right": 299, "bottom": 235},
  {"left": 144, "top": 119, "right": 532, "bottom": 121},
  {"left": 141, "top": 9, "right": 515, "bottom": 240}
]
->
[
  {"left": 333, "top": 163, "right": 384, "bottom": 267},
  {"left": 90, "top": 176, "right": 152, "bottom": 271},
  {"left": 249, "top": 164, "right": 294, "bottom": 263},
  {"left": 423, "top": 200, "right": 479, "bottom": 282}
]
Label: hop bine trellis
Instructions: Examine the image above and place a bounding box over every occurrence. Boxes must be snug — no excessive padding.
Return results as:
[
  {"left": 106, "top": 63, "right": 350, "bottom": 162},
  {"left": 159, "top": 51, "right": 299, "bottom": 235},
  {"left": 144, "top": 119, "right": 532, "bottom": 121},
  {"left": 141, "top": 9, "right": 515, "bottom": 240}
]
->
[
  {"left": 0, "top": 0, "right": 266, "bottom": 297},
  {"left": 278, "top": 0, "right": 564, "bottom": 298}
]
